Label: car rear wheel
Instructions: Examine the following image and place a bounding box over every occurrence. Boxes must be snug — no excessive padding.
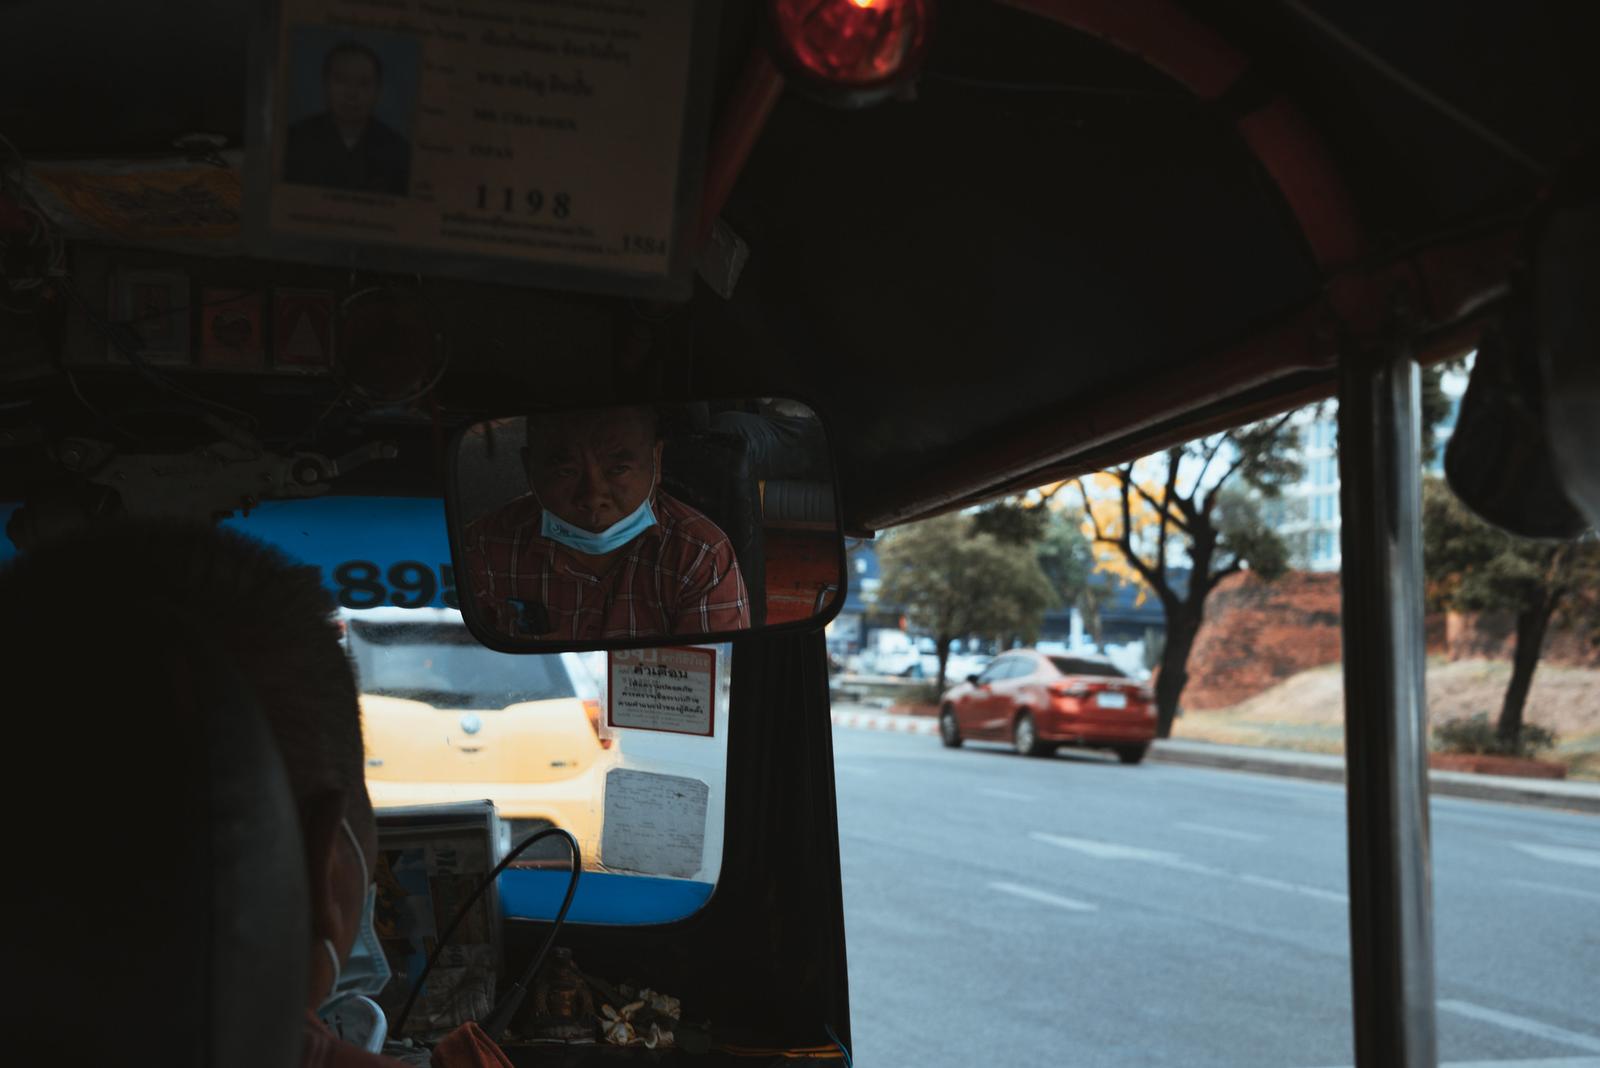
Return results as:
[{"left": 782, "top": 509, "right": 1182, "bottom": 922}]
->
[
  {"left": 1116, "top": 745, "right": 1149, "bottom": 765},
  {"left": 1013, "top": 712, "right": 1049, "bottom": 757},
  {"left": 940, "top": 705, "right": 963, "bottom": 748}
]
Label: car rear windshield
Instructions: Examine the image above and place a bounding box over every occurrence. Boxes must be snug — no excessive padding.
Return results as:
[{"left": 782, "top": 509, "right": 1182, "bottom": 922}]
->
[
  {"left": 1048, "top": 657, "right": 1127, "bottom": 678},
  {"left": 348, "top": 620, "right": 577, "bottom": 708}
]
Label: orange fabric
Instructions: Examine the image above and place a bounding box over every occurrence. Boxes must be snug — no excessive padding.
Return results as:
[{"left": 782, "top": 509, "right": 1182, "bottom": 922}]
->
[{"left": 429, "top": 1022, "right": 515, "bottom": 1068}]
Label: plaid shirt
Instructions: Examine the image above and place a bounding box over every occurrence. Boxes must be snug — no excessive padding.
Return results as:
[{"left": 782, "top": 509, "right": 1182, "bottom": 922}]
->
[{"left": 462, "top": 491, "right": 750, "bottom": 640}]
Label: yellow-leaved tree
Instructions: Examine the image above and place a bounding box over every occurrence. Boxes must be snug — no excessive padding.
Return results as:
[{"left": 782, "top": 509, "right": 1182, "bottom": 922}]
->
[{"left": 1070, "top": 413, "right": 1301, "bottom": 737}]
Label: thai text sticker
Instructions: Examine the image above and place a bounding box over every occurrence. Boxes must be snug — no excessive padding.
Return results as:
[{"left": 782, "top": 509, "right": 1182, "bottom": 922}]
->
[{"left": 607, "top": 646, "right": 715, "bottom": 737}]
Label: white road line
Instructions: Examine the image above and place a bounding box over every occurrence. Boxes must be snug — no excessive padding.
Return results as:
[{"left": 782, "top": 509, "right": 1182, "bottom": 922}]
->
[
  {"left": 1030, "top": 831, "right": 1346, "bottom": 904},
  {"left": 989, "top": 881, "right": 1098, "bottom": 912},
  {"left": 1438, "top": 1000, "right": 1600, "bottom": 1054},
  {"left": 978, "top": 787, "right": 1037, "bottom": 802},
  {"left": 1175, "top": 821, "right": 1269, "bottom": 842},
  {"left": 1310, "top": 1058, "right": 1600, "bottom": 1068},
  {"left": 1030, "top": 831, "right": 1181, "bottom": 863},
  {"left": 1512, "top": 843, "right": 1600, "bottom": 870},
  {"left": 1504, "top": 878, "right": 1600, "bottom": 904},
  {"left": 1237, "top": 872, "right": 1348, "bottom": 904}
]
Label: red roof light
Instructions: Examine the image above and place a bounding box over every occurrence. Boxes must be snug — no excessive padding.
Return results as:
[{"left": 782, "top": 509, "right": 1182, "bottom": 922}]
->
[{"left": 770, "top": 0, "right": 931, "bottom": 91}]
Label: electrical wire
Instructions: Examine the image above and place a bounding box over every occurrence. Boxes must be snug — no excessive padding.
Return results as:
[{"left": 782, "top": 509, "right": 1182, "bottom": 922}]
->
[
  {"left": 1279, "top": 0, "right": 1549, "bottom": 178},
  {"left": 391, "top": 826, "right": 581, "bottom": 1040},
  {"left": 824, "top": 1023, "right": 852, "bottom": 1067}
]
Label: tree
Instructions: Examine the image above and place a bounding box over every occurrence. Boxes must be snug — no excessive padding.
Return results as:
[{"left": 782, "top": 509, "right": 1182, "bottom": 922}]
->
[
  {"left": 975, "top": 500, "right": 1101, "bottom": 638},
  {"left": 1074, "top": 414, "right": 1300, "bottom": 737},
  {"left": 876, "top": 513, "right": 1055, "bottom": 692},
  {"left": 1422, "top": 477, "right": 1600, "bottom": 744}
]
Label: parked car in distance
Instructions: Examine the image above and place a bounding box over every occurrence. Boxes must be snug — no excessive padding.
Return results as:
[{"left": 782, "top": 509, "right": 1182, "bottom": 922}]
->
[{"left": 938, "top": 648, "right": 1156, "bottom": 763}]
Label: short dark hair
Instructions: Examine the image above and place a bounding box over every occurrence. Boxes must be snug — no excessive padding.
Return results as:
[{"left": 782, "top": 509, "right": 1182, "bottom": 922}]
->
[
  {"left": 323, "top": 40, "right": 383, "bottom": 83},
  {"left": 0, "top": 522, "right": 364, "bottom": 818}
]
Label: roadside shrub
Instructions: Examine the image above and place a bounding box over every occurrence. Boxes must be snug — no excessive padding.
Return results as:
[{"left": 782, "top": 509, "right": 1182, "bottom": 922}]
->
[
  {"left": 1432, "top": 713, "right": 1558, "bottom": 758},
  {"left": 903, "top": 682, "right": 945, "bottom": 706}
]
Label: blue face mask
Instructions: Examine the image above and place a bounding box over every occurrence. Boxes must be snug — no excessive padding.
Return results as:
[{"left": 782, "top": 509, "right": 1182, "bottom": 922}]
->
[
  {"left": 318, "top": 819, "right": 393, "bottom": 1054},
  {"left": 538, "top": 465, "right": 657, "bottom": 556}
]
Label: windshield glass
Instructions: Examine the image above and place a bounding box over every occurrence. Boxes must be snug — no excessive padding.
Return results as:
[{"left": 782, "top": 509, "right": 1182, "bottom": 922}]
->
[
  {"left": 1048, "top": 656, "right": 1126, "bottom": 677},
  {"left": 347, "top": 618, "right": 578, "bottom": 708},
  {"left": 0, "top": 495, "right": 735, "bottom": 932}
]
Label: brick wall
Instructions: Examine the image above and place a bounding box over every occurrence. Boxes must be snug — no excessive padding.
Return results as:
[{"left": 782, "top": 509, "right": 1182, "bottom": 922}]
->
[
  {"left": 1446, "top": 611, "right": 1600, "bottom": 667},
  {"left": 1181, "top": 571, "right": 1343, "bottom": 710},
  {"left": 1179, "top": 572, "right": 1595, "bottom": 712}
]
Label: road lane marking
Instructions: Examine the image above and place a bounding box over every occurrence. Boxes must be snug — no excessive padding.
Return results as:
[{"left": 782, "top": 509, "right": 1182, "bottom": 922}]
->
[
  {"left": 1310, "top": 1058, "right": 1600, "bottom": 1068},
  {"left": 1504, "top": 878, "right": 1600, "bottom": 904},
  {"left": 1237, "top": 872, "right": 1348, "bottom": 904},
  {"left": 1438, "top": 1001, "right": 1600, "bottom": 1054},
  {"left": 1512, "top": 843, "right": 1600, "bottom": 870},
  {"left": 1030, "top": 832, "right": 1182, "bottom": 863},
  {"left": 978, "top": 788, "right": 1037, "bottom": 802},
  {"left": 989, "top": 881, "right": 1097, "bottom": 912},
  {"left": 1030, "top": 831, "right": 1346, "bottom": 905},
  {"left": 1175, "top": 821, "right": 1268, "bottom": 842}
]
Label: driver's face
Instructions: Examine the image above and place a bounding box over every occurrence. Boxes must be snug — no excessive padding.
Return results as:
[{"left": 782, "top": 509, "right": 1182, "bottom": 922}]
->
[
  {"left": 527, "top": 411, "right": 661, "bottom": 534},
  {"left": 325, "top": 52, "right": 379, "bottom": 128}
]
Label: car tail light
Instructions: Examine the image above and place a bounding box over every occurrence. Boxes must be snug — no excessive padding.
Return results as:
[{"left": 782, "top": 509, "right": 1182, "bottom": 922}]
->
[
  {"left": 582, "top": 698, "right": 613, "bottom": 749},
  {"left": 1049, "top": 682, "right": 1091, "bottom": 698},
  {"left": 770, "top": 0, "right": 931, "bottom": 92}
]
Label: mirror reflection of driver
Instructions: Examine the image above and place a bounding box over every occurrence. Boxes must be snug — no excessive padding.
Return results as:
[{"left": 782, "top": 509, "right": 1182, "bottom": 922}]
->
[
  {"left": 283, "top": 40, "right": 411, "bottom": 196},
  {"left": 462, "top": 406, "right": 750, "bottom": 640}
]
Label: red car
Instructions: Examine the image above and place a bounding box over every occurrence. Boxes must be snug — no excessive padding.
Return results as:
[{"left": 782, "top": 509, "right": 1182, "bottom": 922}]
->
[{"left": 939, "top": 649, "right": 1157, "bottom": 763}]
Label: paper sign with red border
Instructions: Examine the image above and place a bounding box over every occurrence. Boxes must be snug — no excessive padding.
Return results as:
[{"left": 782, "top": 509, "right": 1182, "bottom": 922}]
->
[{"left": 607, "top": 647, "right": 716, "bottom": 737}]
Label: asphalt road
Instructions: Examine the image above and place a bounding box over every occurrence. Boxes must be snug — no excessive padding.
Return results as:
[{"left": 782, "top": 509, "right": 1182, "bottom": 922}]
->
[{"left": 831, "top": 724, "right": 1600, "bottom": 1068}]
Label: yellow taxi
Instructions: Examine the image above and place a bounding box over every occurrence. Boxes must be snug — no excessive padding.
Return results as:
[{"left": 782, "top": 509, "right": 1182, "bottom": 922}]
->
[{"left": 343, "top": 607, "right": 616, "bottom": 862}]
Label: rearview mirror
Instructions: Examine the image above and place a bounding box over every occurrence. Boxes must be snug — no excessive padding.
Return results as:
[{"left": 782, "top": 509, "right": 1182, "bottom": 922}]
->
[{"left": 447, "top": 399, "right": 845, "bottom": 650}]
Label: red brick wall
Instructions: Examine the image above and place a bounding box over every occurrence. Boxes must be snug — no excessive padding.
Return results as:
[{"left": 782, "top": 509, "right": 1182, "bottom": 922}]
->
[
  {"left": 1182, "top": 571, "right": 1343, "bottom": 710},
  {"left": 1446, "top": 611, "right": 1600, "bottom": 667}
]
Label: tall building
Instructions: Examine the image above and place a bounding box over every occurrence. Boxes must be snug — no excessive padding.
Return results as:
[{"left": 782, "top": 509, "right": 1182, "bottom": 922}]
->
[{"left": 1268, "top": 364, "right": 1468, "bottom": 572}]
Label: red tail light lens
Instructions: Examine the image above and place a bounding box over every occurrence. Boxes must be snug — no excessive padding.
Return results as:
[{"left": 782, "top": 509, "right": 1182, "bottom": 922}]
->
[
  {"left": 770, "top": 0, "right": 931, "bottom": 89},
  {"left": 1049, "top": 682, "right": 1091, "bottom": 699},
  {"left": 582, "top": 698, "right": 613, "bottom": 749}
]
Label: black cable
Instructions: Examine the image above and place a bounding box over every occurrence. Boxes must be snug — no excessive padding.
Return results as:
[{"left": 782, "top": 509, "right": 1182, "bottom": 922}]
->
[{"left": 391, "top": 826, "right": 581, "bottom": 1040}]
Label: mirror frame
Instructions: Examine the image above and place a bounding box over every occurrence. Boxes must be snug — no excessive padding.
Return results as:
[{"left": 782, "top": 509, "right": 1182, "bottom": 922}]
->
[{"left": 442, "top": 395, "right": 849, "bottom": 654}]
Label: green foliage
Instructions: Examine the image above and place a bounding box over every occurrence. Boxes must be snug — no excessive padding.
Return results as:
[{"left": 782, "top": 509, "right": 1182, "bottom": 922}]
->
[
  {"left": 876, "top": 513, "right": 1055, "bottom": 656},
  {"left": 1422, "top": 476, "right": 1600, "bottom": 622},
  {"left": 1221, "top": 419, "right": 1305, "bottom": 494},
  {"left": 972, "top": 501, "right": 1048, "bottom": 546},
  {"left": 902, "top": 682, "right": 945, "bottom": 705},
  {"left": 1212, "top": 486, "right": 1290, "bottom": 581},
  {"left": 1034, "top": 505, "right": 1101, "bottom": 636},
  {"left": 1432, "top": 713, "right": 1558, "bottom": 758}
]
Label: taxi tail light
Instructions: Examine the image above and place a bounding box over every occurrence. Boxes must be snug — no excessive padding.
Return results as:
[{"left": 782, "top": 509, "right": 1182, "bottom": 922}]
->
[
  {"left": 582, "top": 699, "right": 613, "bottom": 749},
  {"left": 1049, "top": 682, "right": 1091, "bottom": 699},
  {"left": 770, "top": 0, "right": 931, "bottom": 92}
]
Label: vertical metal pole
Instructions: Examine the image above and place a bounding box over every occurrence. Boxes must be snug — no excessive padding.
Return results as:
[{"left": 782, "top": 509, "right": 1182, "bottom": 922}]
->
[{"left": 1337, "top": 340, "right": 1438, "bottom": 1067}]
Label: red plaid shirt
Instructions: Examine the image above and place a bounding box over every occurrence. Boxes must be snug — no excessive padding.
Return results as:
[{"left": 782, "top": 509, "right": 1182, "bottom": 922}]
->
[{"left": 462, "top": 491, "right": 750, "bottom": 640}]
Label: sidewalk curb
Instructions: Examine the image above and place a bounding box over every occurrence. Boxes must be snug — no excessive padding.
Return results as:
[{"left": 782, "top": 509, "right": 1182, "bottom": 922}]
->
[
  {"left": 1150, "top": 742, "right": 1600, "bottom": 815},
  {"left": 830, "top": 710, "right": 938, "bottom": 736},
  {"left": 828, "top": 707, "right": 1600, "bottom": 815}
]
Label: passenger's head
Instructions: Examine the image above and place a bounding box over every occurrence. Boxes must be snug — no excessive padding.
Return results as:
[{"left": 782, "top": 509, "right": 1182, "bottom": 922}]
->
[
  {"left": 0, "top": 521, "right": 374, "bottom": 1013},
  {"left": 523, "top": 405, "right": 663, "bottom": 534},
  {"left": 323, "top": 40, "right": 382, "bottom": 130}
]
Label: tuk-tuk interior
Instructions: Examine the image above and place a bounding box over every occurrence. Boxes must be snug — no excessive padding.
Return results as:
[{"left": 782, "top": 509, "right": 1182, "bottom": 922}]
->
[{"left": 2, "top": 1, "right": 1596, "bottom": 1065}]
